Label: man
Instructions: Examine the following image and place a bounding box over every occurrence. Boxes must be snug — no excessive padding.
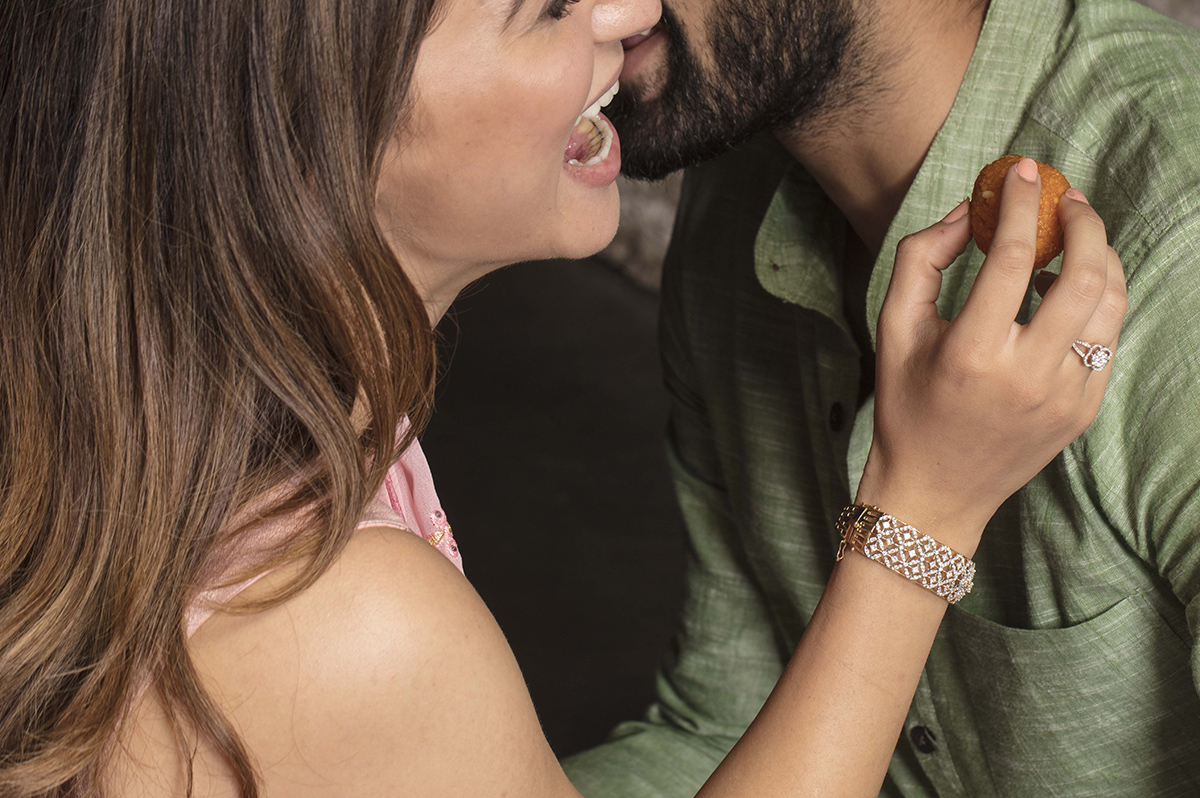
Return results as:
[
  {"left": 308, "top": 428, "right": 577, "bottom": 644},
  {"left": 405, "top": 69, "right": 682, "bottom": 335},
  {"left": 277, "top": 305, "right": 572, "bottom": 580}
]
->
[{"left": 564, "top": 0, "right": 1200, "bottom": 795}]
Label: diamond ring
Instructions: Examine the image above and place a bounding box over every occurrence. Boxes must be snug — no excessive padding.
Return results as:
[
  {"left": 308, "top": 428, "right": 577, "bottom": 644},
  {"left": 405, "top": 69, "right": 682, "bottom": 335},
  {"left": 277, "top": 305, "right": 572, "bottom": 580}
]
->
[{"left": 1072, "top": 340, "right": 1113, "bottom": 371}]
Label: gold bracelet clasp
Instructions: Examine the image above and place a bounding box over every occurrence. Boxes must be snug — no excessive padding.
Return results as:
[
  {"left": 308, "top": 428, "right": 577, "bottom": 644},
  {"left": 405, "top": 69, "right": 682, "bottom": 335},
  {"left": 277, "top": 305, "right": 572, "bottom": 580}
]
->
[{"left": 835, "top": 504, "right": 881, "bottom": 561}]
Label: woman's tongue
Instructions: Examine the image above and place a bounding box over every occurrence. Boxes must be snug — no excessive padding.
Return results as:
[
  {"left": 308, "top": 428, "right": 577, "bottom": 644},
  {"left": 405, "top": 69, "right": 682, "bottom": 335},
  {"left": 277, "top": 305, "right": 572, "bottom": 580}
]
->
[{"left": 564, "top": 116, "right": 609, "bottom": 165}]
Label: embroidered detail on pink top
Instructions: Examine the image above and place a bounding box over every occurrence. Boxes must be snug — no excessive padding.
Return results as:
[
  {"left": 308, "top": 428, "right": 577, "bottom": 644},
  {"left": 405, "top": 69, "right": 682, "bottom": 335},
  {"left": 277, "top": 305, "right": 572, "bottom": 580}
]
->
[
  {"left": 360, "top": 427, "right": 463, "bottom": 573},
  {"left": 427, "top": 509, "right": 459, "bottom": 558}
]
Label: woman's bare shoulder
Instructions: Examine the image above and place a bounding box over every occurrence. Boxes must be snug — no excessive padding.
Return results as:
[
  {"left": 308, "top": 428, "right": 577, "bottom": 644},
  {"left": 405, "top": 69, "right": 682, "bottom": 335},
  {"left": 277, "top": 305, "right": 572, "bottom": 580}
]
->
[
  {"left": 113, "top": 528, "right": 578, "bottom": 797},
  {"left": 192, "top": 525, "right": 488, "bottom": 684}
]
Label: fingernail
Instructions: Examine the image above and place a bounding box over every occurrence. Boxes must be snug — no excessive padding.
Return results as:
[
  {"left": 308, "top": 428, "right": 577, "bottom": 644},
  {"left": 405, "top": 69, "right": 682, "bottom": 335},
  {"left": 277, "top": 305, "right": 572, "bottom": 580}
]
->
[
  {"left": 1016, "top": 158, "right": 1039, "bottom": 183},
  {"left": 941, "top": 199, "right": 969, "bottom": 224},
  {"left": 1065, "top": 188, "right": 1089, "bottom": 205}
]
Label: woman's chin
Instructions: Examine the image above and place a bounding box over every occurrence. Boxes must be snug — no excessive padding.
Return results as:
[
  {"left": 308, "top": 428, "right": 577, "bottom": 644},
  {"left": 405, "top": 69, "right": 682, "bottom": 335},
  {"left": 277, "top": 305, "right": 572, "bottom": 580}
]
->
[{"left": 553, "top": 187, "right": 621, "bottom": 260}]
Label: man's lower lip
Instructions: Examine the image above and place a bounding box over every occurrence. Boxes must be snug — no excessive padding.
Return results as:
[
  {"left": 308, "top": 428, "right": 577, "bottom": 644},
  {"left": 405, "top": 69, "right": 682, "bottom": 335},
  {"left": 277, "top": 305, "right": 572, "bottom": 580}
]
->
[
  {"left": 620, "top": 28, "right": 665, "bottom": 84},
  {"left": 622, "top": 25, "right": 662, "bottom": 52}
]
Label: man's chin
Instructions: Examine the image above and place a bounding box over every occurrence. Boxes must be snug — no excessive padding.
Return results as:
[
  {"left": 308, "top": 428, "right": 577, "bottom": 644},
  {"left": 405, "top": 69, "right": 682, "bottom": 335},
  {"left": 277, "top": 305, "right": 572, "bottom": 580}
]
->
[
  {"left": 608, "top": 102, "right": 688, "bottom": 181},
  {"left": 614, "top": 137, "right": 685, "bottom": 182},
  {"left": 619, "top": 158, "right": 685, "bottom": 182},
  {"left": 616, "top": 118, "right": 739, "bottom": 182}
]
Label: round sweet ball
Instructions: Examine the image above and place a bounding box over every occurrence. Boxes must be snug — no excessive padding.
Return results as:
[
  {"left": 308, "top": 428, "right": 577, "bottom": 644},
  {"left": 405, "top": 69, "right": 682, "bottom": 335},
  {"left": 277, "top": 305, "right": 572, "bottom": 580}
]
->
[{"left": 969, "top": 155, "right": 1072, "bottom": 270}]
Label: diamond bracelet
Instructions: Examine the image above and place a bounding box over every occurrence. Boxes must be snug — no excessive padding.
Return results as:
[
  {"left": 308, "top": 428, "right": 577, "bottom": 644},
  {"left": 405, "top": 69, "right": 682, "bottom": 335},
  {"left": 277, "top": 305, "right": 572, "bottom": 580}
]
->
[{"left": 835, "top": 504, "right": 976, "bottom": 604}]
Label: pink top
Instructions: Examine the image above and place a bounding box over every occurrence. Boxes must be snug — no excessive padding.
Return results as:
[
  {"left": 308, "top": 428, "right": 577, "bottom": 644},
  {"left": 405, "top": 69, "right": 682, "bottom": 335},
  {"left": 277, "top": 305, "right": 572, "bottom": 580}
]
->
[{"left": 185, "top": 431, "right": 460, "bottom": 637}]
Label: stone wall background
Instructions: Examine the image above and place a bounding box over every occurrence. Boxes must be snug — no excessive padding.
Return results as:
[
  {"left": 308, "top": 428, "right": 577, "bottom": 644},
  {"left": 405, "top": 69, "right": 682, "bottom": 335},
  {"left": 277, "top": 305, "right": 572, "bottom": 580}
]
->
[{"left": 599, "top": 0, "right": 1199, "bottom": 290}]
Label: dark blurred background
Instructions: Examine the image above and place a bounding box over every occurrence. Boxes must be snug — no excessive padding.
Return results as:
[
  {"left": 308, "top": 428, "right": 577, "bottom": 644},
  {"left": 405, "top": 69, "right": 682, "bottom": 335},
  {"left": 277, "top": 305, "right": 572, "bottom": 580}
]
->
[
  {"left": 422, "top": 259, "right": 685, "bottom": 757},
  {"left": 422, "top": 0, "right": 1199, "bottom": 759}
]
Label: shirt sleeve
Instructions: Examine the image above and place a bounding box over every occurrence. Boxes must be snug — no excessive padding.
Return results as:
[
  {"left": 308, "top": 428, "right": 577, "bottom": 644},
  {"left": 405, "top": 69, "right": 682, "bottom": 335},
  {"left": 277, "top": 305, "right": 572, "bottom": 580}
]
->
[
  {"left": 562, "top": 208, "right": 787, "bottom": 797},
  {"left": 1093, "top": 210, "right": 1200, "bottom": 690}
]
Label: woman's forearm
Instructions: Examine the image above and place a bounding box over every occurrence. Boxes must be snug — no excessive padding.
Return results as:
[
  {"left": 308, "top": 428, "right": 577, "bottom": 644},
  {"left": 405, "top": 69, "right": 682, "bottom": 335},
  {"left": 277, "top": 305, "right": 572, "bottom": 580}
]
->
[{"left": 696, "top": 550, "right": 950, "bottom": 797}]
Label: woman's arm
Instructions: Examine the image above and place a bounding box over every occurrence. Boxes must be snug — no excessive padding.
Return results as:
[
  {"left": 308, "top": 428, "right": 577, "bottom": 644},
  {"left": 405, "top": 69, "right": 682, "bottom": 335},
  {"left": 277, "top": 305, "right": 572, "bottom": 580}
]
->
[
  {"left": 699, "top": 161, "right": 1125, "bottom": 796},
  {"left": 186, "top": 162, "right": 1125, "bottom": 798}
]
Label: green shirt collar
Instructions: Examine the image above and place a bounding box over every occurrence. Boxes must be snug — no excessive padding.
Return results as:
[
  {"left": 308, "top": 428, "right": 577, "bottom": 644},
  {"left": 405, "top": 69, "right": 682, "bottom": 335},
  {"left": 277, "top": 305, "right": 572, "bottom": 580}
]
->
[
  {"left": 754, "top": 0, "right": 1074, "bottom": 347},
  {"left": 753, "top": 167, "right": 849, "bottom": 335}
]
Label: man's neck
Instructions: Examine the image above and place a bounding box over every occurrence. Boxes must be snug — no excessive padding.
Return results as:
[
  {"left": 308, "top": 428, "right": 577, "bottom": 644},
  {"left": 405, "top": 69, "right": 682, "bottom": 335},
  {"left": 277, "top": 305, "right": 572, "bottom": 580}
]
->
[{"left": 775, "top": 0, "right": 987, "bottom": 257}]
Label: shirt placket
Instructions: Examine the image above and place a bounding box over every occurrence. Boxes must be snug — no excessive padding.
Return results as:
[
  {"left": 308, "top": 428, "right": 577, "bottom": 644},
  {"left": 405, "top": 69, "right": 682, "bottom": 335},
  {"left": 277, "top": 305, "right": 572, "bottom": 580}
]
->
[{"left": 904, "top": 671, "right": 971, "bottom": 798}]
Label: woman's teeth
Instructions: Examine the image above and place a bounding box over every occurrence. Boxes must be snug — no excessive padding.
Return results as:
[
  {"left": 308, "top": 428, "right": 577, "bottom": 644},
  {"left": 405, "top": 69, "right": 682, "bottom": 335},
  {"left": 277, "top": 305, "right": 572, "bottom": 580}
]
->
[
  {"left": 573, "top": 80, "right": 619, "bottom": 128},
  {"left": 566, "top": 80, "right": 618, "bottom": 166},
  {"left": 567, "top": 116, "right": 614, "bottom": 166}
]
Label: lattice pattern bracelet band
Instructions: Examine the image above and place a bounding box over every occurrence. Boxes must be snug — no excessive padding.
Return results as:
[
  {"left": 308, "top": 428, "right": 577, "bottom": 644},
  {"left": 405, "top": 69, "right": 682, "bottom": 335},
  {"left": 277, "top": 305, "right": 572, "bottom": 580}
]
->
[{"left": 835, "top": 504, "right": 976, "bottom": 604}]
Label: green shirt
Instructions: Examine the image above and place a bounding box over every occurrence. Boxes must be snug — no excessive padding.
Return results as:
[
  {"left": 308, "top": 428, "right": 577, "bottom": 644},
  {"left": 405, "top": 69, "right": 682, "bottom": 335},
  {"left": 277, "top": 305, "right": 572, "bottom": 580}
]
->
[{"left": 564, "top": 0, "right": 1200, "bottom": 795}]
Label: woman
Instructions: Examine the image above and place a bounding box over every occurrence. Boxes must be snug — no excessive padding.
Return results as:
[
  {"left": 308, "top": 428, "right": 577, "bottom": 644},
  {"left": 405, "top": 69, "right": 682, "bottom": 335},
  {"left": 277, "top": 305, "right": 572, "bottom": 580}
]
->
[{"left": 0, "top": 0, "right": 1125, "bottom": 795}]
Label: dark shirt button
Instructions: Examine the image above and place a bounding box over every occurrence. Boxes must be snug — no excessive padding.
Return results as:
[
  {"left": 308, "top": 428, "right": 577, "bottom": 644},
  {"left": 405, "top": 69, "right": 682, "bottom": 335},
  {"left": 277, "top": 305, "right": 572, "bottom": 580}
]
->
[
  {"left": 829, "top": 401, "right": 846, "bottom": 432},
  {"left": 910, "top": 725, "right": 938, "bottom": 754}
]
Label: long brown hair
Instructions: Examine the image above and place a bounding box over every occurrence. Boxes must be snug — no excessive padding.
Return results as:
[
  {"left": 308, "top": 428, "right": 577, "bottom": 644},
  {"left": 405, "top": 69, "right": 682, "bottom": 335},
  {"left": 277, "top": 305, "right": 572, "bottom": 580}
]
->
[{"left": 0, "top": 0, "right": 441, "bottom": 794}]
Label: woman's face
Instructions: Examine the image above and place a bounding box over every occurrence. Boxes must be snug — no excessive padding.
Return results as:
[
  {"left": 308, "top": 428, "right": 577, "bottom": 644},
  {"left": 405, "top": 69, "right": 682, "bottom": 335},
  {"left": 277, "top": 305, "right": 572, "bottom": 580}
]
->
[{"left": 376, "top": 0, "right": 662, "bottom": 319}]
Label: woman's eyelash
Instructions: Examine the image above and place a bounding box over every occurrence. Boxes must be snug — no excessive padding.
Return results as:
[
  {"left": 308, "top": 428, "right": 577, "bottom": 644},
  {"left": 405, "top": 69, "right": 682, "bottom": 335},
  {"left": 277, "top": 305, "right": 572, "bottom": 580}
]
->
[{"left": 545, "top": 0, "right": 582, "bottom": 20}]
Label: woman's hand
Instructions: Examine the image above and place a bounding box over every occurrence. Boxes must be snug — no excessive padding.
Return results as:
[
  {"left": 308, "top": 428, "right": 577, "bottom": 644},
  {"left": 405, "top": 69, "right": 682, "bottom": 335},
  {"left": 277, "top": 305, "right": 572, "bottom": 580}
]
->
[{"left": 856, "top": 158, "right": 1127, "bottom": 555}]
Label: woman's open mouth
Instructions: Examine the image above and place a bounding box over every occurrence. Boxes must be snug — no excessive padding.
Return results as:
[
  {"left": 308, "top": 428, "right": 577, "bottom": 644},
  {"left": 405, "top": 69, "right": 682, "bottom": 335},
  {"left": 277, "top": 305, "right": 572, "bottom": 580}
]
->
[
  {"left": 565, "top": 115, "right": 615, "bottom": 166},
  {"left": 563, "top": 80, "right": 622, "bottom": 188},
  {"left": 565, "top": 80, "right": 619, "bottom": 166}
]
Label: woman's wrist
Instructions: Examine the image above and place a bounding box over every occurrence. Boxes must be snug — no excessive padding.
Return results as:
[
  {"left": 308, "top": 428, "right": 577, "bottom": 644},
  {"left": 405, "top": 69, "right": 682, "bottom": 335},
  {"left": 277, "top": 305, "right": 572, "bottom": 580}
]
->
[
  {"left": 836, "top": 503, "right": 977, "bottom": 603},
  {"left": 853, "top": 474, "right": 991, "bottom": 559}
]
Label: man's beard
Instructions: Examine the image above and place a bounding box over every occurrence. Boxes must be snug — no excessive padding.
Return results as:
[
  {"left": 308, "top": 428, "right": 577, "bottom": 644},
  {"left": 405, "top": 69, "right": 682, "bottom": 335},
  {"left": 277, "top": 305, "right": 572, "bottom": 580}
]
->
[{"left": 609, "top": 0, "right": 865, "bottom": 181}]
